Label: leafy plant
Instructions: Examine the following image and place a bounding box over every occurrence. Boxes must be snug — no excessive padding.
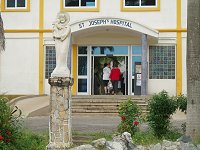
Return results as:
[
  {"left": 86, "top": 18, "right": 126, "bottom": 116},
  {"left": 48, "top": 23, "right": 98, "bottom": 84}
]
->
[
  {"left": 0, "top": 96, "right": 22, "bottom": 149},
  {"left": 147, "top": 91, "right": 177, "bottom": 137},
  {"left": 0, "top": 96, "right": 49, "bottom": 149},
  {"left": 176, "top": 94, "right": 187, "bottom": 113},
  {"left": 118, "top": 98, "right": 141, "bottom": 135}
]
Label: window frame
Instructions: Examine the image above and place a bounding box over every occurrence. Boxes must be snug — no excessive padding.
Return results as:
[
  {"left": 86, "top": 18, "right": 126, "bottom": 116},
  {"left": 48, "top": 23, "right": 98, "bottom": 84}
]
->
[
  {"left": 45, "top": 45, "right": 56, "bottom": 79},
  {"left": 148, "top": 45, "right": 176, "bottom": 80},
  {"left": 1, "top": 0, "right": 30, "bottom": 12},
  {"left": 121, "top": 0, "right": 160, "bottom": 12},
  {"left": 61, "top": 0, "right": 100, "bottom": 12}
]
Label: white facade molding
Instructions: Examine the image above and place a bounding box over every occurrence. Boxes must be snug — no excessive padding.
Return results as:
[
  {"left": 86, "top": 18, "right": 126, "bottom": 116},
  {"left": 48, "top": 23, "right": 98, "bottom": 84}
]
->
[{"left": 70, "top": 17, "right": 159, "bottom": 38}]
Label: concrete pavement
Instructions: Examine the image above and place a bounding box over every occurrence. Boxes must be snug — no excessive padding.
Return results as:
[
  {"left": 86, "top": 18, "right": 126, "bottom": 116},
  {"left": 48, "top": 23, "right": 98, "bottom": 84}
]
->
[
  {"left": 12, "top": 96, "right": 186, "bottom": 133},
  {"left": 13, "top": 95, "right": 50, "bottom": 118}
]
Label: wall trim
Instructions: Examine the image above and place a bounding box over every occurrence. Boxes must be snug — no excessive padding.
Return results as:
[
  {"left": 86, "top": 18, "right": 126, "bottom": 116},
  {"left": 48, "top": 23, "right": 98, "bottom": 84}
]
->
[
  {"left": 39, "top": 0, "right": 44, "bottom": 95},
  {"left": 72, "top": 44, "right": 77, "bottom": 95},
  {"left": 176, "top": 0, "right": 182, "bottom": 95},
  {"left": 4, "top": 28, "right": 187, "bottom": 33}
]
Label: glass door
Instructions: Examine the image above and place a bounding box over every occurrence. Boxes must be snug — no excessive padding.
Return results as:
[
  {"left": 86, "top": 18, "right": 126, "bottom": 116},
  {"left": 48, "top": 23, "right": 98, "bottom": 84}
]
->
[
  {"left": 77, "top": 46, "right": 89, "bottom": 95},
  {"left": 91, "top": 55, "right": 128, "bottom": 95},
  {"left": 131, "top": 46, "right": 142, "bottom": 95}
]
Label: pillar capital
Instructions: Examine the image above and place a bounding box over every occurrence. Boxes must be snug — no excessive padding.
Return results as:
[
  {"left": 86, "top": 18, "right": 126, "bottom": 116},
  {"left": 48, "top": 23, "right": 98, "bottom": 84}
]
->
[{"left": 48, "top": 77, "right": 74, "bottom": 87}]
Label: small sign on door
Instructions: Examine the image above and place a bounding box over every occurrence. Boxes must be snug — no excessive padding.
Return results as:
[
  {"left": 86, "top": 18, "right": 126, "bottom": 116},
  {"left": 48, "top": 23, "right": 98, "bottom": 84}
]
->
[{"left": 137, "top": 74, "right": 141, "bottom": 80}]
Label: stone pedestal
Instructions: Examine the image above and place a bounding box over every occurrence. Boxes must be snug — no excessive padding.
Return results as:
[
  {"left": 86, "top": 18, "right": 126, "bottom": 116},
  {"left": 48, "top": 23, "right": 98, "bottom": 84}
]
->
[{"left": 46, "top": 77, "right": 74, "bottom": 150}]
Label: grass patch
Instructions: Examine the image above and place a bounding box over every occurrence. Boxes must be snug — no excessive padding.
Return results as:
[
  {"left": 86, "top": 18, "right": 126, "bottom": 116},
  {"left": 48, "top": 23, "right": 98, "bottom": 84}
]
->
[
  {"left": 73, "top": 131, "right": 113, "bottom": 141},
  {"left": 16, "top": 130, "right": 48, "bottom": 150},
  {"left": 193, "top": 135, "right": 200, "bottom": 146},
  {"left": 133, "top": 130, "right": 182, "bottom": 147}
]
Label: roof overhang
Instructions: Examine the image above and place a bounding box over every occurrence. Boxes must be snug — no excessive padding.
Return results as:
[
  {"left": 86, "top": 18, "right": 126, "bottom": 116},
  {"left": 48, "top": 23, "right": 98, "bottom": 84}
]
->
[{"left": 70, "top": 17, "right": 159, "bottom": 38}]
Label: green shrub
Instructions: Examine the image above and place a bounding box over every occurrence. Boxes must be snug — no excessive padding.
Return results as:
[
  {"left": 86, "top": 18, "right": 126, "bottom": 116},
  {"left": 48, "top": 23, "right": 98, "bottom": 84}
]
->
[
  {"left": 176, "top": 94, "right": 187, "bottom": 113},
  {"left": 0, "top": 96, "right": 22, "bottom": 149},
  {"left": 147, "top": 91, "right": 177, "bottom": 137},
  {"left": 14, "top": 131, "right": 48, "bottom": 150},
  {"left": 0, "top": 96, "right": 48, "bottom": 149},
  {"left": 118, "top": 98, "right": 141, "bottom": 135}
]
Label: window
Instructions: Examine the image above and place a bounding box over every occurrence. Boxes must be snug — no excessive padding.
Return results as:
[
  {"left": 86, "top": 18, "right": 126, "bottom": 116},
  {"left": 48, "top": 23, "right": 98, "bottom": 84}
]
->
[
  {"left": 1, "top": 0, "right": 30, "bottom": 12},
  {"left": 65, "top": 0, "right": 96, "bottom": 7},
  {"left": 149, "top": 46, "right": 175, "bottom": 79},
  {"left": 77, "top": 46, "right": 88, "bottom": 94},
  {"left": 125, "top": 0, "right": 156, "bottom": 6},
  {"left": 45, "top": 46, "right": 56, "bottom": 79},
  {"left": 61, "top": 0, "right": 99, "bottom": 12},
  {"left": 121, "top": 0, "right": 160, "bottom": 11}
]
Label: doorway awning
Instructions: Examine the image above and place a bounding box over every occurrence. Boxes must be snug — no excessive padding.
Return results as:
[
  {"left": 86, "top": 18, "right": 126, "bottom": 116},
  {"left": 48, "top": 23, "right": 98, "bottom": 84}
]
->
[{"left": 70, "top": 17, "right": 159, "bottom": 38}]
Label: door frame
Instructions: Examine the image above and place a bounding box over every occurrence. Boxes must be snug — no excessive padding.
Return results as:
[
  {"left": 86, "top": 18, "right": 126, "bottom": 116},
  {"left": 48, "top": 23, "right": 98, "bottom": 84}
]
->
[{"left": 76, "top": 45, "right": 142, "bottom": 95}]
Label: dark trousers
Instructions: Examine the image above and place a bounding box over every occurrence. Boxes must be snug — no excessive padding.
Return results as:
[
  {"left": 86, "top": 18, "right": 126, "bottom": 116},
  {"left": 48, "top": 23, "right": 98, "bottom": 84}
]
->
[{"left": 111, "top": 80, "right": 118, "bottom": 93}]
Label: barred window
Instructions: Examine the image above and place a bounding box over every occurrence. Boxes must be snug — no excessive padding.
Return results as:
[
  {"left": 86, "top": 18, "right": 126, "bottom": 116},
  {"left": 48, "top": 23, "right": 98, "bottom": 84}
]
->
[
  {"left": 149, "top": 46, "right": 175, "bottom": 79},
  {"left": 45, "top": 46, "right": 56, "bottom": 79}
]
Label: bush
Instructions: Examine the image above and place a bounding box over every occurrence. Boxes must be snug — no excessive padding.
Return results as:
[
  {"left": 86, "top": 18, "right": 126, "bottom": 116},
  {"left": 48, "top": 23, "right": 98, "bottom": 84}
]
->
[
  {"left": 147, "top": 91, "right": 177, "bottom": 137},
  {"left": 0, "top": 96, "right": 22, "bottom": 149},
  {"left": 118, "top": 98, "right": 141, "bottom": 135},
  {"left": 0, "top": 96, "right": 48, "bottom": 149},
  {"left": 176, "top": 94, "right": 187, "bottom": 113}
]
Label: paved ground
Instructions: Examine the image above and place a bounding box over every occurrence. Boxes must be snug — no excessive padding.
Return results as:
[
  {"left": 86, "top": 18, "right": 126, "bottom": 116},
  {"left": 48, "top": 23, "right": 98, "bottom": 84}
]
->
[
  {"left": 13, "top": 96, "right": 186, "bottom": 133},
  {"left": 23, "top": 115, "right": 120, "bottom": 133}
]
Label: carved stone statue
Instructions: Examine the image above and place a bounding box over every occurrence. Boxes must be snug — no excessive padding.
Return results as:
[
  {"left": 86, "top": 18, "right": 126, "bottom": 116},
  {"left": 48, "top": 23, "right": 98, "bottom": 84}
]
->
[{"left": 51, "top": 12, "right": 71, "bottom": 77}]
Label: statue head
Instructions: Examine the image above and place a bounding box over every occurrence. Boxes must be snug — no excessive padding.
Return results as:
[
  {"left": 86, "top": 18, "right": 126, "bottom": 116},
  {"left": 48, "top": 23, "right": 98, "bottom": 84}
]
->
[{"left": 56, "top": 12, "right": 70, "bottom": 24}]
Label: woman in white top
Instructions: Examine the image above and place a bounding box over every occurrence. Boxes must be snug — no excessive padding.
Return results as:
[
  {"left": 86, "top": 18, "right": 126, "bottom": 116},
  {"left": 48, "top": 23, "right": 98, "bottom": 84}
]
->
[{"left": 103, "top": 63, "right": 111, "bottom": 94}]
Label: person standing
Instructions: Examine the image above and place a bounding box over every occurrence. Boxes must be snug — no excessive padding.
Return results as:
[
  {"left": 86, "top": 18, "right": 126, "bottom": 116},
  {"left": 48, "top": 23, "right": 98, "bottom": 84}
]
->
[
  {"left": 110, "top": 63, "right": 121, "bottom": 95},
  {"left": 103, "top": 63, "right": 111, "bottom": 94}
]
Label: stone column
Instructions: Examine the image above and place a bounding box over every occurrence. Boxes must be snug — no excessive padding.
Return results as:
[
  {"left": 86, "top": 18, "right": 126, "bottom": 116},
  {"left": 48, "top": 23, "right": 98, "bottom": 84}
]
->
[
  {"left": 141, "top": 34, "right": 148, "bottom": 95},
  {"left": 46, "top": 77, "right": 73, "bottom": 150}
]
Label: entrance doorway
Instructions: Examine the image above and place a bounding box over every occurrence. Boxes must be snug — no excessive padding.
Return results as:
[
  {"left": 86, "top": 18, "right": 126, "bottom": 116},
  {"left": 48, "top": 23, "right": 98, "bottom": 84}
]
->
[
  {"left": 91, "top": 56, "right": 128, "bottom": 95},
  {"left": 76, "top": 45, "right": 142, "bottom": 95}
]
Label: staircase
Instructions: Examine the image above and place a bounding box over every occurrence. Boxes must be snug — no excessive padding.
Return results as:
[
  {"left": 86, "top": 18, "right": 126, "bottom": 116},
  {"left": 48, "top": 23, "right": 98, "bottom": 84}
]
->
[{"left": 72, "top": 95, "right": 149, "bottom": 114}]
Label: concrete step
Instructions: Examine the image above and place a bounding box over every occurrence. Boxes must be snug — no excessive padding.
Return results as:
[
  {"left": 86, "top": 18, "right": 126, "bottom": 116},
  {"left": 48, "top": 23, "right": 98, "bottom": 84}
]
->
[
  {"left": 72, "top": 109, "right": 119, "bottom": 113},
  {"left": 72, "top": 103, "right": 148, "bottom": 106},
  {"left": 72, "top": 106, "right": 147, "bottom": 110},
  {"left": 71, "top": 95, "right": 148, "bottom": 114},
  {"left": 72, "top": 100, "right": 147, "bottom": 104}
]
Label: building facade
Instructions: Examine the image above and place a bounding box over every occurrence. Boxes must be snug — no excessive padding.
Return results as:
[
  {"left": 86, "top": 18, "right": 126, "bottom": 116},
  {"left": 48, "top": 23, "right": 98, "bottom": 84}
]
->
[{"left": 0, "top": 0, "right": 187, "bottom": 96}]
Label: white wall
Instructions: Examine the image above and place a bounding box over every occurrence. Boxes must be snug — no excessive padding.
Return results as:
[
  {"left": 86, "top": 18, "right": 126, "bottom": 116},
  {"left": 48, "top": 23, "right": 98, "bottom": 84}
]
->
[
  {"left": 0, "top": 0, "right": 187, "bottom": 95},
  {"left": 182, "top": 33, "right": 187, "bottom": 95},
  {"left": 0, "top": 33, "right": 39, "bottom": 94},
  {"left": 182, "top": 0, "right": 187, "bottom": 28},
  {"left": 1, "top": 0, "right": 39, "bottom": 29},
  {"left": 148, "top": 80, "right": 176, "bottom": 96},
  {"left": 44, "top": 0, "right": 177, "bottom": 30}
]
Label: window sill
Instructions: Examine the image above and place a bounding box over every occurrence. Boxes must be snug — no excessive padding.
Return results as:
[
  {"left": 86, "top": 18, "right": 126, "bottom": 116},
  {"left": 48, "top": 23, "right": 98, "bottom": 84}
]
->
[
  {"left": 61, "top": 7, "right": 99, "bottom": 12},
  {"left": 1, "top": 8, "right": 30, "bottom": 12}
]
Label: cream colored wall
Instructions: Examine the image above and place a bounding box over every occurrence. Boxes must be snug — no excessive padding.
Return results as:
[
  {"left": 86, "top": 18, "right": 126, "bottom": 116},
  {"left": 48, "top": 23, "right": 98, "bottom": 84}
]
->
[
  {"left": 148, "top": 80, "right": 176, "bottom": 95},
  {"left": 43, "top": 0, "right": 177, "bottom": 30},
  {"left": 182, "top": 32, "right": 187, "bottom": 95},
  {"left": 0, "top": 0, "right": 187, "bottom": 95},
  {"left": 43, "top": 0, "right": 60, "bottom": 29},
  {"left": 1, "top": 0, "right": 40, "bottom": 29},
  {"left": 0, "top": 33, "right": 39, "bottom": 94},
  {"left": 181, "top": 0, "right": 187, "bottom": 28}
]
